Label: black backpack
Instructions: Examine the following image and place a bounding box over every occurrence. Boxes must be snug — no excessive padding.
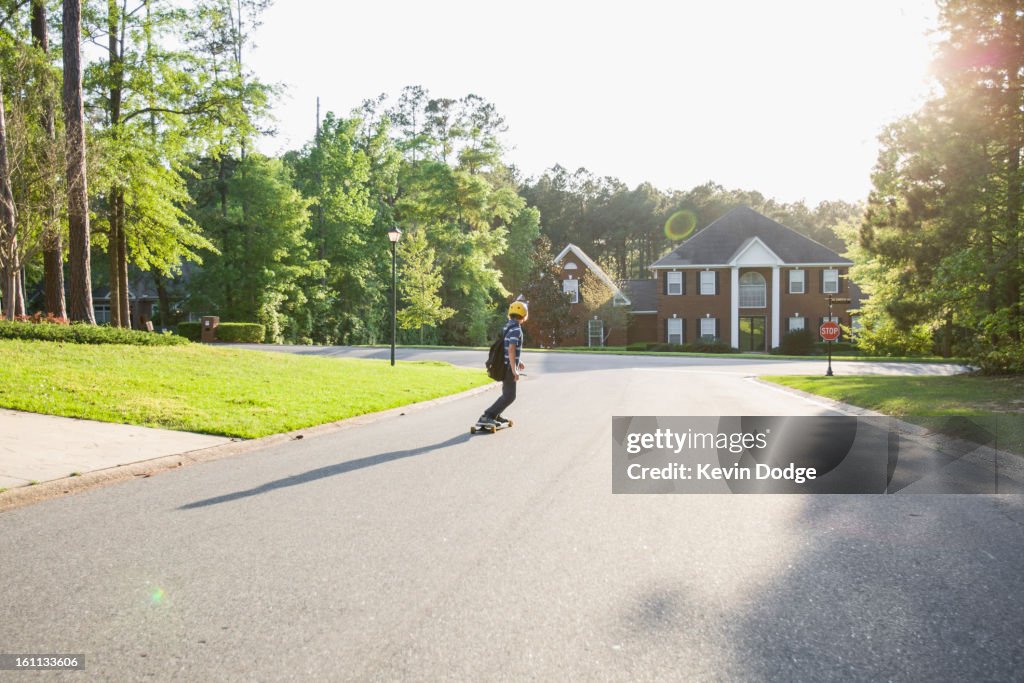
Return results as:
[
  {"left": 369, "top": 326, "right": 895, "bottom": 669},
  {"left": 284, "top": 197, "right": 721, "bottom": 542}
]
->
[{"left": 485, "top": 330, "right": 507, "bottom": 381}]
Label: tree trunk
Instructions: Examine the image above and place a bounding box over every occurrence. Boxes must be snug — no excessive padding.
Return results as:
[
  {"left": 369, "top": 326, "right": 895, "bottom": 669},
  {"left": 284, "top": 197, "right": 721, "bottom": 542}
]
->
[
  {"left": 0, "top": 72, "right": 20, "bottom": 321},
  {"left": 33, "top": 0, "right": 67, "bottom": 319},
  {"left": 118, "top": 221, "right": 130, "bottom": 326},
  {"left": 16, "top": 267, "right": 26, "bottom": 316},
  {"left": 152, "top": 269, "right": 169, "bottom": 329},
  {"left": 108, "top": 189, "right": 122, "bottom": 327},
  {"left": 63, "top": 0, "right": 95, "bottom": 323}
]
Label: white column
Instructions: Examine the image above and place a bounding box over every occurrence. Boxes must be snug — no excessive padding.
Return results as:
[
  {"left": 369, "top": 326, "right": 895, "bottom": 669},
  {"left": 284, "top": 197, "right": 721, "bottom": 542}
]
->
[
  {"left": 771, "top": 266, "right": 781, "bottom": 349},
  {"left": 730, "top": 267, "right": 740, "bottom": 348}
]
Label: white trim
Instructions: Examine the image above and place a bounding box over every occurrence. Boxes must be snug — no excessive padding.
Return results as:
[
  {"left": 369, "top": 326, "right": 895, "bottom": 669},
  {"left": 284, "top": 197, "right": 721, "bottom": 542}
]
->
[
  {"left": 699, "top": 270, "right": 716, "bottom": 295},
  {"left": 823, "top": 268, "right": 840, "bottom": 294},
  {"left": 667, "top": 317, "right": 683, "bottom": 344},
  {"left": 771, "top": 266, "right": 781, "bottom": 348},
  {"left": 562, "top": 278, "right": 579, "bottom": 304},
  {"left": 666, "top": 271, "right": 683, "bottom": 295},
  {"left": 730, "top": 268, "right": 739, "bottom": 348},
  {"left": 788, "top": 268, "right": 805, "bottom": 294},
  {"left": 553, "top": 243, "right": 631, "bottom": 306},
  {"left": 728, "top": 237, "right": 783, "bottom": 266}
]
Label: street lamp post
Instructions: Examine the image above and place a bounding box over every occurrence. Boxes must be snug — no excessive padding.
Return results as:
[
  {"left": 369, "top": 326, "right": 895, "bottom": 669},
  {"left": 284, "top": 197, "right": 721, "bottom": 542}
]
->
[{"left": 387, "top": 227, "right": 402, "bottom": 366}]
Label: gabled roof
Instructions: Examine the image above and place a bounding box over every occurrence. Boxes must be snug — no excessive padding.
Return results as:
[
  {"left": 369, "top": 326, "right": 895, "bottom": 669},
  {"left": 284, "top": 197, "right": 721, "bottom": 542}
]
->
[
  {"left": 651, "top": 206, "right": 852, "bottom": 268},
  {"left": 554, "top": 243, "right": 631, "bottom": 306}
]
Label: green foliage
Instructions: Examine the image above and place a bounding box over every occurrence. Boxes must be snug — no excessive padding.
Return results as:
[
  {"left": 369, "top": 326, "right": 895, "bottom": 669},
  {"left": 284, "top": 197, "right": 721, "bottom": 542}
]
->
[
  {"left": 648, "top": 341, "right": 738, "bottom": 354},
  {"left": 176, "top": 322, "right": 201, "bottom": 341},
  {"left": 213, "top": 322, "right": 265, "bottom": 343},
  {"left": 854, "top": 0, "right": 1024, "bottom": 371},
  {"left": 779, "top": 328, "right": 816, "bottom": 355},
  {"left": 396, "top": 227, "right": 454, "bottom": 340},
  {"left": 518, "top": 236, "right": 574, "bottom": 348},
  {"left": 187, "top": 155, "right": 312, "bottom": 335},
  {"left": 0, "top": 320, "right": 188, "bottom": 345}
]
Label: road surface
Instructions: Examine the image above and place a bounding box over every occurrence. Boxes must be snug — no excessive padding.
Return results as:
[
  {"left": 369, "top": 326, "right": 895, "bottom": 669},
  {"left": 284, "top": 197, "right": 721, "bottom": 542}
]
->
[{"left": 1, "top": 349, "right": 1021, "bottom": 681}]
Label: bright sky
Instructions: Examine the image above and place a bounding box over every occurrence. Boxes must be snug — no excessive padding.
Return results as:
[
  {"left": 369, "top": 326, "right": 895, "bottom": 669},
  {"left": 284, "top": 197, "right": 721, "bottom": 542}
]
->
[{"left": 249, "top": 0, "right": 940, "bottom": 206}]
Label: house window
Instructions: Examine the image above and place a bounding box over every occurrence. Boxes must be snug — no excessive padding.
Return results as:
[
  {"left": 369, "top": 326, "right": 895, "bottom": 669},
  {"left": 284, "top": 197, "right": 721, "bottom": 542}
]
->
[
  {"left": 738, "top": 272, "right": 766, "bottom": 308},
  {"left": 789, "top": 269, "right": 805, "bottom": 294},
  {"left": 563, "top": 279, "right": 579, "bottom": 304},
  {"left": 667, "top": 271, "right": 683, "bottom": 296},
  {"left": 588, "top": 319, "right": 604, "bottom": 347},
  {"left": 667, "top": 317, "right": 683, "bottom": 344},
  {"left": 788, "top": 316, "right": 805, "bottom": 332},
  {"left": 95, "top": 304, "right": 110, "bottom": 324},
  {"left": 700, "top": 317, "right": 717, "bottom": 340},
  {"left": 700, "top": 271, "right": 716, "bottom": 295},
  {"left": 823, "top": 269, "right": 839, "bottom": 294}
]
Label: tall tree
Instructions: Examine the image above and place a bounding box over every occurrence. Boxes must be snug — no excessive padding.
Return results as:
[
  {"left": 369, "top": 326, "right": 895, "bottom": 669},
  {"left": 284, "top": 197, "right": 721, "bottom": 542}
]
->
[
  {"left": 63, "top": 0, "right": 94, "bottom": 323},
  {"left": 32, "top": 0, "right": 65, "bottom": 318},
  {"left": 857, "top": 0, "right": 1024, "bottom": 371},
  {"left": 396, "top": 227, "right": 454, "bottom": 343},
  {"left": 0, "top": 70, "right": 18, "bottom": 319}
]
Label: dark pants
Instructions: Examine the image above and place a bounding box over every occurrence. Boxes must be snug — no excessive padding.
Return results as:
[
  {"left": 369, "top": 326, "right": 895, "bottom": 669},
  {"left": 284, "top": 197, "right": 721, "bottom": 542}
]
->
[{"left": 484, "top": 368, "right": 517, "bottom": 418}]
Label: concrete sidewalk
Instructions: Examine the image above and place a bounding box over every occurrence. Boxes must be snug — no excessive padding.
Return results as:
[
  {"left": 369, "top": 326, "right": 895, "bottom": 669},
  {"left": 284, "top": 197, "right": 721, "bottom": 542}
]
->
[{"left": 0, "top": 409, "right": 232, "bottom": 490}]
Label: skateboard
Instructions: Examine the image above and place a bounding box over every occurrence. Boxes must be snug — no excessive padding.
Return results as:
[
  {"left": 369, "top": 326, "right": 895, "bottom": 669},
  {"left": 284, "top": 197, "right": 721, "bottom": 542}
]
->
[{"left": 470, "top": 419, "right": 513, "bottom": 434}]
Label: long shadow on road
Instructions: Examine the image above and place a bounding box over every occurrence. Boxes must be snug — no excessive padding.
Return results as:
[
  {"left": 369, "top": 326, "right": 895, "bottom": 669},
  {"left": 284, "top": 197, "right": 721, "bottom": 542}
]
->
[{"left": 178, "top": 433, "right": 471, "bottom": 510}]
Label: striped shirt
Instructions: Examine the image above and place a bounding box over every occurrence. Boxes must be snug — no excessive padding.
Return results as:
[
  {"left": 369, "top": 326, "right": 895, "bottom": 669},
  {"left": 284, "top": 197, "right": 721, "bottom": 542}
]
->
[{"left": 502, "top": 319, "right": 523, "bottom": 365}]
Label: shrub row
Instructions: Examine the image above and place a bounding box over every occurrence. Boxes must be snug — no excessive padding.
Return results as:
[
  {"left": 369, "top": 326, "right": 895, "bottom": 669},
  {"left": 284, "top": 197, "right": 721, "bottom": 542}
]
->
[
  {"left": 0, "top": 320, "right": 190, "bottom": 346},
  {"left": 634, "top": 340, "right": 739, "bottom": 354},
  {"left": 175, "top": 322, "right": 265, "bottom": 343}
]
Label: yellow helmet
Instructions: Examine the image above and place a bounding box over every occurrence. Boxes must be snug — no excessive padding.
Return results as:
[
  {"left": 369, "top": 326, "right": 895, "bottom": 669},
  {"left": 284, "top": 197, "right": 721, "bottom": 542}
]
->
[{"left": 508, "top": 299, "right": 529, "bottom": 321}]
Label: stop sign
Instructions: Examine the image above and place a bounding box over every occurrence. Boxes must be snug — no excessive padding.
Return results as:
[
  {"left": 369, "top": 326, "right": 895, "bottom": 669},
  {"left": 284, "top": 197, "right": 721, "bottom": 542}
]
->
[{"left": 820, "top": 321, "right": 841, "bottom": 342}]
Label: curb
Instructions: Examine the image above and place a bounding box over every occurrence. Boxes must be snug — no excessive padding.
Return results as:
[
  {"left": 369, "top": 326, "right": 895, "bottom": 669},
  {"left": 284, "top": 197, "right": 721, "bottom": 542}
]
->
[
  {"left": 752, "top": 377, "right": 1024, "bottom": 469},
  {"left": 0, "top": 381, "right": 497, "bottom": 513}
]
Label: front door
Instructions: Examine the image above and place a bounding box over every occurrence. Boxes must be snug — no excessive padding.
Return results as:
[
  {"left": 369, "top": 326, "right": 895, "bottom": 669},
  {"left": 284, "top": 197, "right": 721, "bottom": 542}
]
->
[{"left": 738, "top": 316, "right": 766, "bottom": 352}]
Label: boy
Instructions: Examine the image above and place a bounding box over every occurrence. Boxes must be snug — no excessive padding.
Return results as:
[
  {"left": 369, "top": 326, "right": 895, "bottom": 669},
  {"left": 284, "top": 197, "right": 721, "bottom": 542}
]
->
[{"left": 476, "top": 299, "right": 528, "bottom": 428}]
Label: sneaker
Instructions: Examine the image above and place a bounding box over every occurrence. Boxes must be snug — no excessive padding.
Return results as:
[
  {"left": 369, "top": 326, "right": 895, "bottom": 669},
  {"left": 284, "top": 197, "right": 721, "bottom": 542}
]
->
[
  {"left": 494, "top": 415, "right": 510, "bottom": 424},
  {"left": 476, "top": 414, "right": 497, "bottom": 426}
]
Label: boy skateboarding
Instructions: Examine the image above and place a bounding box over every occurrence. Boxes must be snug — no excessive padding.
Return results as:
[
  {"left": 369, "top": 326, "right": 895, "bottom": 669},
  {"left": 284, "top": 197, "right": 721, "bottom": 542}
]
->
[{"left": 474, "top": 299, "right": 528, "bottom": 432}]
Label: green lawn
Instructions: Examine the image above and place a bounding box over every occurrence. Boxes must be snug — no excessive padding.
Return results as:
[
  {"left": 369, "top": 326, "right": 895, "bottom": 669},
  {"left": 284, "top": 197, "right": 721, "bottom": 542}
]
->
[
  {"left": 0, "top": 340, "right": 490, "bottom": 438},
  {"left": 763, "top": 374, "right": 1024, "bottom": 453}
]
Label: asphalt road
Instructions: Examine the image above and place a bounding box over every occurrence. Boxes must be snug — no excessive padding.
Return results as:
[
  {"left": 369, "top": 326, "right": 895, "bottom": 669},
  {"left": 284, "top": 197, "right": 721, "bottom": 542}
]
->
[{"left": 1, "top": 349, "right": 1021, "bottom": 682}]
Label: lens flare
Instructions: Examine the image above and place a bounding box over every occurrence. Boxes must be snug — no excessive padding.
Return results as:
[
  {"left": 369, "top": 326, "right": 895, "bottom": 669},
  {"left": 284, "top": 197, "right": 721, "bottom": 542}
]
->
[
  {"left": 665, "top": 210, "right": 697, "bottom": 241},
  {"left": 150, "top": 587, "right": 166, "bottom": 605}
]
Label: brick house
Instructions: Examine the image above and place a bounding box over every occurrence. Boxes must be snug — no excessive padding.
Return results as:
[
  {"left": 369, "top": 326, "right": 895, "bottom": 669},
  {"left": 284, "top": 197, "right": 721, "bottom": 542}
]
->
[
  {"left": 553, "top": 244, "right": 633, "bottom": 346},
  {"left": 649, "top": 206, "right": 855, "bottom": 351},
  {"left": 553, "top": 206, "right": 857, "bottom": 351}
]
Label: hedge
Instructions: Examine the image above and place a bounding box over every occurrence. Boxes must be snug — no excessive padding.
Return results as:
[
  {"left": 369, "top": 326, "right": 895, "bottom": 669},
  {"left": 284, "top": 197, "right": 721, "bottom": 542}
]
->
[
  {"left": 176, "top": 321, "right": 264, "bottom": 343},
  {"left": 215, "top": 323, "right": 265, "bottom": 343},
  {"left": 0, "top": 320, "right": 190, "bottom": 346},
  {"left": 176, "top": 322, "right": 201, "bottom": 341}
]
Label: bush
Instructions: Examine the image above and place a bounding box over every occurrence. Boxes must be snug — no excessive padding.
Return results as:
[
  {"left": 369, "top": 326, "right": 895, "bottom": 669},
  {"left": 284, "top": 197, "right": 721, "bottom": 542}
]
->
[
  {"left": 176, "top": 322, "right": 201, "bottom": 341},
  {"left": 626, "top": 342, "right": 652, "bottom": 351},
  {"left": 685, "top": 339, "right": 738, "bottom": 354},
  {"left": 779, "top": 328, "right": 816, "bottom": 355},
  {"left": 214, "top": 323, "right": 265, "bottom": 343},
  {"left": 0, "top": 320, "right": 189, "bottom": 346}
]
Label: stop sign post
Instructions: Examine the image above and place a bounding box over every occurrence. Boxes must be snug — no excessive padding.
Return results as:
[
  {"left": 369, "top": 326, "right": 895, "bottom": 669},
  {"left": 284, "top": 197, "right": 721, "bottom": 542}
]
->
[{"left": 820, "top": 321, "right": 840, "bottom": 376}]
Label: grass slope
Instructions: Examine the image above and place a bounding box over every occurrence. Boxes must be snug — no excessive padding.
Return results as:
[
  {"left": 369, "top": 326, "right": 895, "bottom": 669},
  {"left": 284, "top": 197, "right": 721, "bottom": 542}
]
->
[
  {"left": 0, "top": 340, "right": 489, "bottom": 438},
  {"left": 763, "top": 374, "right": 1024, "bottom": 453}
]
